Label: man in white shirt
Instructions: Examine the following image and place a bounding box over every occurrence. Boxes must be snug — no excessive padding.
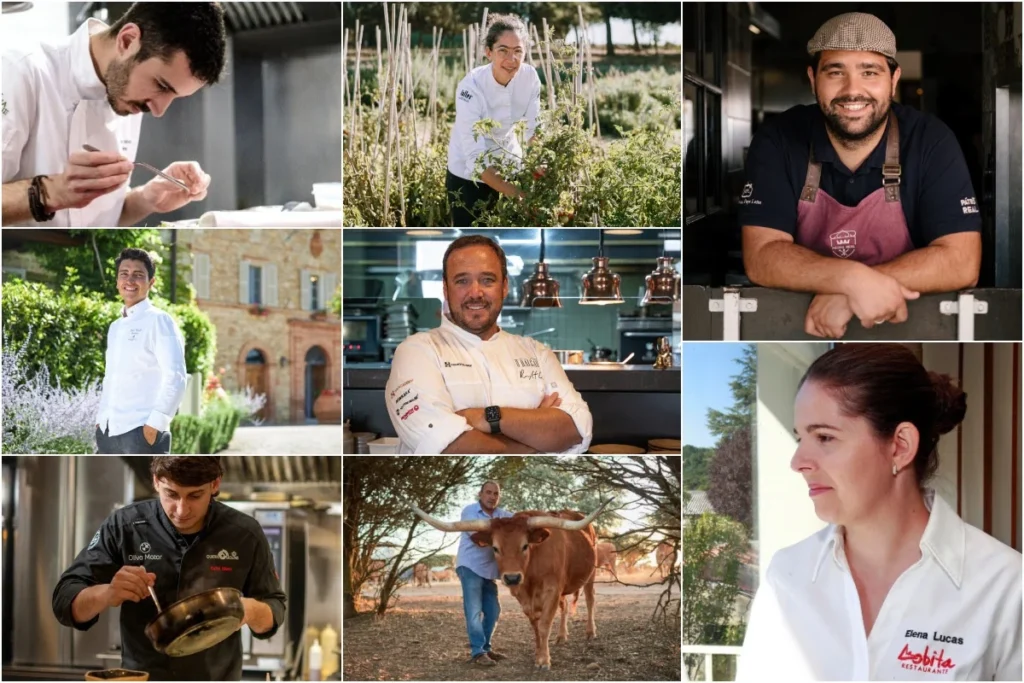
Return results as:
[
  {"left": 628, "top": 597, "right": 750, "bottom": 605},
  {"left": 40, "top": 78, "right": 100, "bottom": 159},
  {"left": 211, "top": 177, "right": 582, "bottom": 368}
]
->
[
  {"left": 385, "top": 235, "right": 592, "bottom": 454},
  {"left": 95, "top": 248, "right": 187, "bottom": 454},
  {"left": 2, "top": 3, "right": 223, "bottom": 227}
]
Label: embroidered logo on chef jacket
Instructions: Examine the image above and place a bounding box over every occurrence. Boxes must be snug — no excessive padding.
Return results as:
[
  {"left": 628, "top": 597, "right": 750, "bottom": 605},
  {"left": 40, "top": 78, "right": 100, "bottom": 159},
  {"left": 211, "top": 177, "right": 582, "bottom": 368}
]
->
[
  {"left": 459, "top": 89, "right": 473, "bottom": 102},
  {"left": 206, "top": 549, "right": 239, "bottom": 561},
  {"left": 390, "top": 379, "right": 413, "bottom": 399},
  {"left": 896, "top": 642, "right": 956, "bottom": 675},
  {"left": 87, "top": 529, "right": 101, "bottom": 550},
  {"left": 513, "top": 356, "right": 543, "bottom": 381},
  {"left": 128, "top": 327, "right": 143, "bottom": 342},
  {"left": 128, "top": 540, "right": 163, "bottom": 561},
  {"left": 738, "top": 182, "right": 762, "bottom": 206},
  {"left": 444, "top": 361, "right": 472, "bottom": 368},
  {"left": 119, "top": 137, "right": 133, "bottom": 154},
  {"left": 829, "top": 229, "right": 857, "bottom": 258},
  {"left": 960, "top": 197, "right": 979, "bottom": 214}
]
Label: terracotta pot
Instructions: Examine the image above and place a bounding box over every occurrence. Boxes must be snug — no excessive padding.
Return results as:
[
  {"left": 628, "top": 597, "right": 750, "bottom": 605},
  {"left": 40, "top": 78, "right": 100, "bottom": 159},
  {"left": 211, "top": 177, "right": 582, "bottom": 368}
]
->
[{"left": 313, "top": 391, "right": 341, "bottom": 424}]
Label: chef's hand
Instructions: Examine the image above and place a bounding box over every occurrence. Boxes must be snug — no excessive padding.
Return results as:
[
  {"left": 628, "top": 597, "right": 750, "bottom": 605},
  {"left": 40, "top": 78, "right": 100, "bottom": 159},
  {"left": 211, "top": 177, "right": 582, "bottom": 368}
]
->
[
  {"left": 143, "top": 425, "right": 158, "bottom": 446},
  {"left": 45, "top": 150, "right": 134, "bottom": 211},
  {"left": 237, "top": 597, "right": 273, "bottom": 633},
  {"left": 455, "top": 408, "right": 488, "bottom": 432},
  {"left": 106, "top": 565, "right": 156, "bottom": 607},
  {"left": 139, "top": 161, "right": 210, "bottom": 214},
  {"left": 538, "top": 392, "right": 562, "bottom": 409},
  {"left": 842, "top": 267, "right": 919, "bottom": 328},
  {"left": 805, "top": 294, "right": 854, "bottom": 339}
]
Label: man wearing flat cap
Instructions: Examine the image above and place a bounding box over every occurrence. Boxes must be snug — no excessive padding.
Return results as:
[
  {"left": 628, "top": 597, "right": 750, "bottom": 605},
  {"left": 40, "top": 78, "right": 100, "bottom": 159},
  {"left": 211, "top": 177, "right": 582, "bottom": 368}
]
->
[{"left": 739, "top": 12, "right": 981, "bottom": 338}]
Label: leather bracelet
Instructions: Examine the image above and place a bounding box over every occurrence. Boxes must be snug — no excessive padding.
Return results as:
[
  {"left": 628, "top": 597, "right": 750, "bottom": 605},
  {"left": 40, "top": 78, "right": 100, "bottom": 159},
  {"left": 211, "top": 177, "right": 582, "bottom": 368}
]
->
[{"left": 28, "top": 175, "right": 56, "bottom": 222}]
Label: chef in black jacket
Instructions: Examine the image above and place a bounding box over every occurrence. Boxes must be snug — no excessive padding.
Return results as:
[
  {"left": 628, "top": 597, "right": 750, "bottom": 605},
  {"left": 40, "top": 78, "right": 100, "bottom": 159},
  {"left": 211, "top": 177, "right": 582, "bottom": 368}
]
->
[{"left": 52, "top": 456, "right": 286, "bottom": 681}]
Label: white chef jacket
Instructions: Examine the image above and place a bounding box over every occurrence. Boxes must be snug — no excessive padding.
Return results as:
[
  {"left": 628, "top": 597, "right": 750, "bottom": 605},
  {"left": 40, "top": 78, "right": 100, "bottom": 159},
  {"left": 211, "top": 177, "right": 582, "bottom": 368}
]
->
[
  {"left": 737, "top": 489, "right": 1022, "bottom": 681},
  {"left": 447, "top": 62, "right": 541, "bottom": 181},
  {"left": 96, "top": 298, "right": 187, "bottom": 436},
  {"left": 385, "top": 314, "right": 593, "bottom": 454},
  {"left": 2, "top": 18, "right": 142, "bottom": 227}
]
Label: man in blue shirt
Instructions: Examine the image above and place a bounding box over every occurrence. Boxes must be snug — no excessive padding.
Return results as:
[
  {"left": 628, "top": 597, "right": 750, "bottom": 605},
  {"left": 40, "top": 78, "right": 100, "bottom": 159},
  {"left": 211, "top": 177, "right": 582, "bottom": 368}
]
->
[{"left": 455, "top": 480, "right": 514, "bottom": 666}]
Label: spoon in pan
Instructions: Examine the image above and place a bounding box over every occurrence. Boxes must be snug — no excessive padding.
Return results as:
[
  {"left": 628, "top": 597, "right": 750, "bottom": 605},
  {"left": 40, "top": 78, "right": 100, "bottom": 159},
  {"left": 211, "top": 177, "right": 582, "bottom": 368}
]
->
[{"left": 82, "top": 144, "right": 190, "bottom": 193}]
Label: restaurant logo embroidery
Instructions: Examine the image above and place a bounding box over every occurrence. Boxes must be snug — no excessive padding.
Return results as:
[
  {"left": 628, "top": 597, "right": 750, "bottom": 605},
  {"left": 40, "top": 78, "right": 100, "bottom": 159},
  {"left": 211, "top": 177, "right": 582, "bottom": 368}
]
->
[
  {"left": 459, "top": 89, "right": 473, "bottom": 102},
  {"left": 960, "top": 197, "right": 978, "bottom": 214},
  {"left": 444, "top": 361, "right": 472, "bottom": 368},
  {"left": 741, "top": 182, "right": 753, "bottom": 199},
  {"left": 87, "top": 530, "right": 101, "bottom": 550},
  {"left": 737, "top": 182, "right": 762, "bottom": 206},
  {"left": 897, "top": 644, "right": 955, "bottom": 675},
  {"left": 390, "top": 379, "right": 413, "bottom": 399},
  {"left": 829, "top": 229, "right": 857, "bottom": 258},
  {"left": 206, "top": 549, "right": 239, "bottom": 561}
]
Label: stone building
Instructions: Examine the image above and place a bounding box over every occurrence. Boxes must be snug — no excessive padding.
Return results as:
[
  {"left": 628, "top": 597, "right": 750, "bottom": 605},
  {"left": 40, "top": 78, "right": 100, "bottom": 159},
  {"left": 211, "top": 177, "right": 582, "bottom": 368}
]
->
[{"left": 184, "top": 228, "right": 341, "bottom": 425}]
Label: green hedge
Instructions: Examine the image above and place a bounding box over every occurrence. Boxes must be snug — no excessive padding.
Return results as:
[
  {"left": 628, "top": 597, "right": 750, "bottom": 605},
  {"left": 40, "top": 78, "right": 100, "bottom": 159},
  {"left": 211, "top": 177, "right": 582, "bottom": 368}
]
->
[
  {"left": 170, "top": 401, "right": 243, "bottom": 454},
  {"left": 2, "top": 279, "right": 216, "bottom": 390}
]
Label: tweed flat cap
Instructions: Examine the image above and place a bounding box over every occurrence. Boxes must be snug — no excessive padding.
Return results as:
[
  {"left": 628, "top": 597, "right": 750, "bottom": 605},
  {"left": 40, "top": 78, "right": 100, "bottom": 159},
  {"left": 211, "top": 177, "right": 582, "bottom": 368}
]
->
[{"left": 807, "top": 13, "right": 897, "bottom": 59}]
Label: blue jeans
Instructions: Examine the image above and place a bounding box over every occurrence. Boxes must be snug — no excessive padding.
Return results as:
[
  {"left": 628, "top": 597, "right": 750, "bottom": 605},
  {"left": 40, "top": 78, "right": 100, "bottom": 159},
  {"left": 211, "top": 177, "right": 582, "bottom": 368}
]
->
[{"left": 456, "top": 566, "right": 501, "bottom": 658}]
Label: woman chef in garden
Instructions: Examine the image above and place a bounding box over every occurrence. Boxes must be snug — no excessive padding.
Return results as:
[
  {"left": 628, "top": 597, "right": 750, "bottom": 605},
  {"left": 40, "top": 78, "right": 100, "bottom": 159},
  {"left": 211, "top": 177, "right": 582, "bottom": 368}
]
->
[{"left": 447, "top": 14, "right": 541, "bottom": 227}]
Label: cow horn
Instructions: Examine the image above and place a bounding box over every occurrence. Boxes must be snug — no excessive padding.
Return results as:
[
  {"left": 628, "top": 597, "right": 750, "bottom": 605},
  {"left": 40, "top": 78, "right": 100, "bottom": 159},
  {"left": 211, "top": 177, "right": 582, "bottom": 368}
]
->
[
  {"left": 526, "top": 496, "right": 615, "bottom": 530},
  {"left": 410, "top": 504, "right": 492, "bottom": 532}
]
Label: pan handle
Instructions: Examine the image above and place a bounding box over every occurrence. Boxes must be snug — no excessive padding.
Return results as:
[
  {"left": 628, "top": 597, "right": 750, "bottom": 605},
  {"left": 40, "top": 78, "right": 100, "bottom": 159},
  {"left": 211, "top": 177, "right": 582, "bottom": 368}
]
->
[{"left": 148, "top": 586, "right": 163, "bottom": 613}]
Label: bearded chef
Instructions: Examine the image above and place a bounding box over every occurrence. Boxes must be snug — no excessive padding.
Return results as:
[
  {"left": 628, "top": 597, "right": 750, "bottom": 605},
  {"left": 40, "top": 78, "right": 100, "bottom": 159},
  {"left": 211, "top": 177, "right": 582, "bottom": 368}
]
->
[
  {"left": 1, "top": 2, "right": 223, "bottom": 227},
  {"left": 385, "top": 235, "right": 592, "bottom": 454},
  {"left": 738, "top": 12, "right": 981, "bottom": 338},
  {"left": 447, "top": 13, "right": 541, "bottom": 227}
]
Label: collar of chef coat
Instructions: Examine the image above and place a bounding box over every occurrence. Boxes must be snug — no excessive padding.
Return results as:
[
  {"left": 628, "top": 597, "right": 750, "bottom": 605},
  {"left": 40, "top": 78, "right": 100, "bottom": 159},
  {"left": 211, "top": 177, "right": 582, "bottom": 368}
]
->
[
  {"left": 439, "top": 311, "right": 505, "bottom": 348},
  {"left": 811, "top": 488, "right": 964, "bottom": 587},
  {"left": 121, "top": 297, "right": 154, "bottom": 319},
  {"left": 67, "top": 18, "right": 110, "bottom": 107}
]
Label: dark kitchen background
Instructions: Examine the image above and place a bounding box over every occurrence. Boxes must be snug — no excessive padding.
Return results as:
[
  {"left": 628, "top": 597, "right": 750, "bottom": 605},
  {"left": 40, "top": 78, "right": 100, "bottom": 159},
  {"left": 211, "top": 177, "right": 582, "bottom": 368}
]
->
[
  {"left": 342, "top": 228, "right": 682, "bottom": 451},
  {"left": 682, "top": 3, "right": 1021, "bottom": 338},
  {"left": 1, "top": 456, "right": 341, "bottom": 682}
]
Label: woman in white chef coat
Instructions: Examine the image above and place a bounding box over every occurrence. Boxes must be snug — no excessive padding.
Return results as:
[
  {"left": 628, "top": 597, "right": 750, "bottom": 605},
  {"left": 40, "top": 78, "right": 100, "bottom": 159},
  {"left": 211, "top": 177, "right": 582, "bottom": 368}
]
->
[
  {"left": 447, "top": 13, "right": 541, "bottom": 227},
  {"left": 737, "top": 344, "right": 1022, "bottom": 681}
]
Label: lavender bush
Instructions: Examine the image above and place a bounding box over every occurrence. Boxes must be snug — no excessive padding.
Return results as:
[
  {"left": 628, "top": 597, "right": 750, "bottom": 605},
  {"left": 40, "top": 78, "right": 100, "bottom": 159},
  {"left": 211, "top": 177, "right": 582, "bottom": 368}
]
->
[
  {"left": 2, "top": 329, "right": 102, "bottom": 454},
  {"left": 230, "top": 387, "right": 268, "bottom": 427}
]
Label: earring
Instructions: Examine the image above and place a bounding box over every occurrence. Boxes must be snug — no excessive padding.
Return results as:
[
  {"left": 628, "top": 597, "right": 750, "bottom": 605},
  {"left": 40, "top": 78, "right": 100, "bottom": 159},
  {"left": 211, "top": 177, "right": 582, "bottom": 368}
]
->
[{"left": 892, "top": 463, "right": 898, "bottom": 477}]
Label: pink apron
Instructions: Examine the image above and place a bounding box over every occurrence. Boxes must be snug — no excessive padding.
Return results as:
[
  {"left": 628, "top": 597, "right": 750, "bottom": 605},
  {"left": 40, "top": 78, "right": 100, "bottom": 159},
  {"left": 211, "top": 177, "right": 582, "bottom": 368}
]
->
[{"left": 795, "top": 112, "right": 913, "bottom": 266}]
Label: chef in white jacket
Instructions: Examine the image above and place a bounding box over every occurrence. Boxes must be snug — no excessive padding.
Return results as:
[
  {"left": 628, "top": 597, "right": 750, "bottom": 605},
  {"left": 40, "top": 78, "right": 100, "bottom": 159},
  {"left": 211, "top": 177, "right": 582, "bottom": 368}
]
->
[
  {"left": 1, "top": 3, "right": 224, "bottom": 227},
  {"left": 386, "top": 235, "right": 592, "bottom": 454},
  {"left": 447, "top": 13, "right": 541, "bottom": 227}
]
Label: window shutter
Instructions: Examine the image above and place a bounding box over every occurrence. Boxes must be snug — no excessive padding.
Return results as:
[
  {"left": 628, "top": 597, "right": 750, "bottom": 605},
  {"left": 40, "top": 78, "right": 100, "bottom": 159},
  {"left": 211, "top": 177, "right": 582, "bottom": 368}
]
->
[
  {"left": 323, "top": 272, "right": 337, "bottom": 311},
  {"left": 194, "top": 254, "right": 210, "bottom": 300},
  {"left": 300, "top": 269, "right": 312, "bottom": 310},
  {"left": 239, "top": 260, "right": 250, "bottom": 304},
  {"left": 264, "top": 263, "right": 278, "bottom": 307}
]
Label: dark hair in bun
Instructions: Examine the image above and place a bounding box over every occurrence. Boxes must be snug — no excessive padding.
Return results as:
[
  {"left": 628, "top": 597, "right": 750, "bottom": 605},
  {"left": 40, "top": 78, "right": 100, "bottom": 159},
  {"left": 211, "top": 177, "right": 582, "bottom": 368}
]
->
[{"left": 799, "top": 344, "right": 967, "bottom": 483}]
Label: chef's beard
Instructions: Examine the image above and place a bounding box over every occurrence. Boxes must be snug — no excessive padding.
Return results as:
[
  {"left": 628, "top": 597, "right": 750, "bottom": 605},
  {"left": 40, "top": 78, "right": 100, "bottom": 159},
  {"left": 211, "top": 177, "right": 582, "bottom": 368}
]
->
[
  {"left": 105, "top": 57, "right": 150, "bottom": 117},
  {"left": 446, "top": 295, "right": 502, "bottom": 336},
  {"left": 817, "top": 91, "right": 891, "bottom": 144}
]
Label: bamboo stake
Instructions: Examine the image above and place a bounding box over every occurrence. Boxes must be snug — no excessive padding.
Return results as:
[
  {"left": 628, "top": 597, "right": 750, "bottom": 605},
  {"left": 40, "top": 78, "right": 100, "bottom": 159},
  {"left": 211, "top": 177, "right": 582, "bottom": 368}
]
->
[
  {"left": 542, "top": 18, "right": 560, "bottom": 93},
  {"left": 356, "top": 23, "right": 365, "bottom": 156},
  {"left": 381, "top": 2, "right": 399, "bottom": 224},
  {"left": 462, "top": 27, "right": 468, "bottom": 74},
  {"left": 532, "top": 23, "right": 554, "bottom": 109}
]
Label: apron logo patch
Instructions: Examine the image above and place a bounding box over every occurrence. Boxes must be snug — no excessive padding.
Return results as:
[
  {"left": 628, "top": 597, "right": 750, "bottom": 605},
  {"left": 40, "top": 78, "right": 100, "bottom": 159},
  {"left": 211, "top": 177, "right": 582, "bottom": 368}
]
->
[{"left": 829, "top": 229, "right": 857, "bottom": 258}]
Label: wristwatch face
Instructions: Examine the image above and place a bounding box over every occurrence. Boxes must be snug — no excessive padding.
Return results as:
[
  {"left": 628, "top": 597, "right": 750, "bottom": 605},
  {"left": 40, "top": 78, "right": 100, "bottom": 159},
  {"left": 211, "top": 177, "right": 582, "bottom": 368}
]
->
[{"left": 485, "top": 406, "right": 501, "bottom": 423}]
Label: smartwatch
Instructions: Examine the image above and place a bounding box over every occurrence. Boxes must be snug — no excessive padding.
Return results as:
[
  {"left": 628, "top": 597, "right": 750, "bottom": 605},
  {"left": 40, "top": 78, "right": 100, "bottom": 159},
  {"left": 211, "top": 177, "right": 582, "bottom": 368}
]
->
[{"left": 485, "top": 406, "right": 502, "bottom": 434}]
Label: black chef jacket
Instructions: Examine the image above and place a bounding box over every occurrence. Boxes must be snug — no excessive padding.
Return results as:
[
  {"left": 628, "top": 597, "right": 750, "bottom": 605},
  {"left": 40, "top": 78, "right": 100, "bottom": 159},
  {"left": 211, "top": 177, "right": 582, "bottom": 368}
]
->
[{"left": 52, "top": 498, "right": 287, "bottom": 681}]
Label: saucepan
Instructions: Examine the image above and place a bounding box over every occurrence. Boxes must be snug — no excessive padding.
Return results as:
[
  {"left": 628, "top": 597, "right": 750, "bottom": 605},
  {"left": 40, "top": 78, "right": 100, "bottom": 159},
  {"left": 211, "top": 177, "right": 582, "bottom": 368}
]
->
[
  {"left": 552, "top": 350, "right": 585, "bottom": 365},
  {"left": 144, "top": 586, "right": 244, "bottom": 657}
]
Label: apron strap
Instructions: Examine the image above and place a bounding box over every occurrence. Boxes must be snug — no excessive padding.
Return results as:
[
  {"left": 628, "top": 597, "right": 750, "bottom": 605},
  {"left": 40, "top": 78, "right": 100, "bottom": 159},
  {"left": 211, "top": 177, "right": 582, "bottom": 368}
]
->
[
  {"left": 882, "top": 111, "right": 901, "bottom": 203},
  {"left": 800, "top": 110, "right": 901, "bottom": 204}
]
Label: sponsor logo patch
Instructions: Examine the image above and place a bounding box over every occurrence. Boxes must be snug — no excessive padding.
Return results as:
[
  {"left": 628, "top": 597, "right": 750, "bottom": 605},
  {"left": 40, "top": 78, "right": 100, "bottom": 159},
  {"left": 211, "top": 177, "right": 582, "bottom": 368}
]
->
[{"left": 459, "top": 89, "right": 473, "bottom": 102}]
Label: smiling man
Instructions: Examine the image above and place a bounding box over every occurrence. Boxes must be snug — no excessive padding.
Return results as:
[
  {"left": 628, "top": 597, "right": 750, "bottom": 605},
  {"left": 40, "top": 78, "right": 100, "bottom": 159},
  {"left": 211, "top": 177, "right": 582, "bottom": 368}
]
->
[
  {"left": 738, "top": 12, "right": 982, "bottom": 338},
  {"left": 385, "top": 235, "right": 592, "bottom": 454},
  {"left": 95, "top": 248, "right": 187, "bottom": 454},
  {"left": 2, "top": 2, "right": 224, "bottom": 226},
  {"left": 53, "top": 457, "right": 286, "bottom": 681}
]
